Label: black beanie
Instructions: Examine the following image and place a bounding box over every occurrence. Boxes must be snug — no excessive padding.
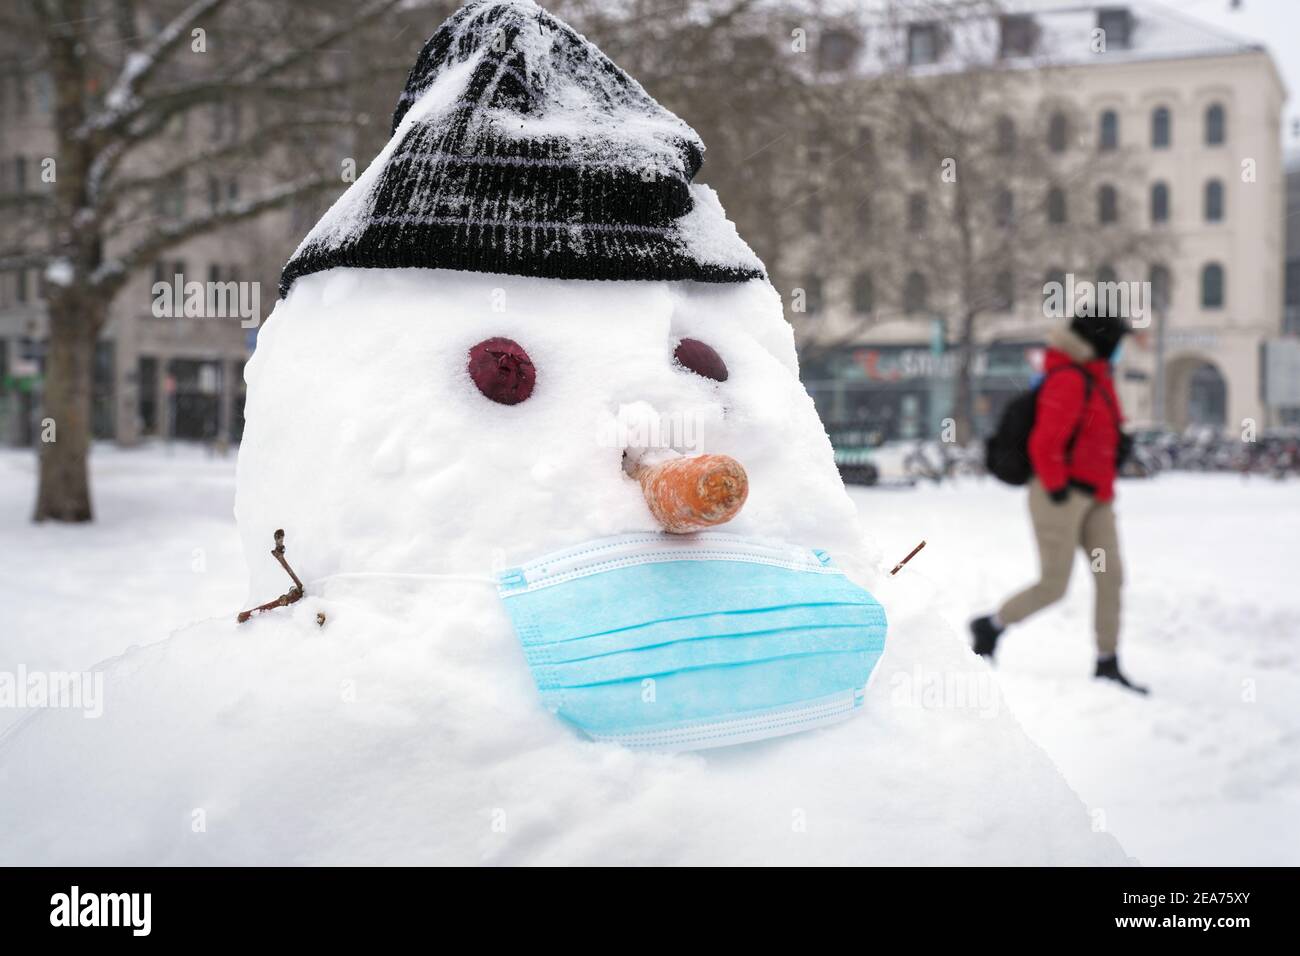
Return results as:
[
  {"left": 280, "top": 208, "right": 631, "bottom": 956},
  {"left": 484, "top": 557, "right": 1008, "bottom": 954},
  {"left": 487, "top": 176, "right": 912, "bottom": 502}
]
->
[
  {"left": 1069, "top": 311, "right": 1130, "bottom": 360},
  {"left": 279, "top": 0, "right": 765, "bottom": 297}
]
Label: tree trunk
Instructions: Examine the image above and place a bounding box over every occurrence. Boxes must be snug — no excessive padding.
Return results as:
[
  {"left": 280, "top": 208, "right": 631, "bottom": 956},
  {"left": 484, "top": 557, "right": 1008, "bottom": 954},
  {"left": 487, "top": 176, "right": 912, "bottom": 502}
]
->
[{"left": 33, "top": 293, "right": 102, "bottom": 522}]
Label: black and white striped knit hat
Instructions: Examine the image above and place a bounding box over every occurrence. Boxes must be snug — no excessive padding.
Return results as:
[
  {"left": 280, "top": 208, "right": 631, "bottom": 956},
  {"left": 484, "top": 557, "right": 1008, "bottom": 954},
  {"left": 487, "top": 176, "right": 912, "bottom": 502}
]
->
[{"left": 279, "top": 0, "right": 765, "bottom": 297}]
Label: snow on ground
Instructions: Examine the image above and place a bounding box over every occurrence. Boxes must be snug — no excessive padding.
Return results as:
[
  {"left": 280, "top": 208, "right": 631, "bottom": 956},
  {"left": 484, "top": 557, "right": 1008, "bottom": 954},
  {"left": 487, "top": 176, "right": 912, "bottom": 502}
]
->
[
  {"left": 0, "top": 444, "right": 1295, "bottom": 864},
  {"left": 0, "top": 444, "right": 245, "bottom": 734},
  {"left": 852, "top": 472, "right": 1300, "bottom": 867}
]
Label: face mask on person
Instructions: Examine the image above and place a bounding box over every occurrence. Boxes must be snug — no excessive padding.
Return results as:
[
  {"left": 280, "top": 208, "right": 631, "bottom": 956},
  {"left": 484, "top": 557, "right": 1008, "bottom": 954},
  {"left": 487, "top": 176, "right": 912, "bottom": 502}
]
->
[
  {"left": 1109, "top": 341, "right": 1125, "bottom": 366},
  {"left": 497, "top": 531, "right": 888, "bottom": 752}
]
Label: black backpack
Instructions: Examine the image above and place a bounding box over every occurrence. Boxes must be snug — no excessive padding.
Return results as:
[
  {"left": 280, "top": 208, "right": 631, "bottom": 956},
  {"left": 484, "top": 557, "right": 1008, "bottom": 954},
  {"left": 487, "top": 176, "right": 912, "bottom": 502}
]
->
[{"left": 986, "top": 366, "right": 1093, "bottom": 485}]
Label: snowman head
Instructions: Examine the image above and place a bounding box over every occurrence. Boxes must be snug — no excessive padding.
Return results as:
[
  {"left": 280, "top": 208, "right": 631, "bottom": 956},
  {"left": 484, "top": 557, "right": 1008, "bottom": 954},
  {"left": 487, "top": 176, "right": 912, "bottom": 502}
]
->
[{"left": 235, "top": 0, "right": 860, "bottom": 600}]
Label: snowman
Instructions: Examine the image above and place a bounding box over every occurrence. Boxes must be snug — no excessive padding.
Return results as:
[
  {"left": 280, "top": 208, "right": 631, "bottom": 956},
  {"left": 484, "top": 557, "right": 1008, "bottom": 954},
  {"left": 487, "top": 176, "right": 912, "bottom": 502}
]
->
[{"left": 0, "top": 0, "right": 1129, "bottom": 865}]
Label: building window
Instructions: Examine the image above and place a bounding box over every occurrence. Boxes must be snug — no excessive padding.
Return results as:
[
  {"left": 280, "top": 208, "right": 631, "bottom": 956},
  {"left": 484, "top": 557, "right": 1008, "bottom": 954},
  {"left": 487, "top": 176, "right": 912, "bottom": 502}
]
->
[
  {"left": 208, "top": 264, "right": 239, "bottom": 285},
  {"left": 1097, "top": 184, "right": 1118, "bottom": 224},
  {"left": 1047, "top": 111, "right": 1068, "bottom": 153},
  {"left": 10, "top": 74, "right": 31, "bottom": 118},
  {"left": 1200, "top": 262, "right": 1224, "bottom": 309},
  {"left": 1098, "top": 109, "right": 1119, "bottom": 150},
  {"left": 852, "top": 271, "right": 874, "bottom": 315},
  {"left": 903, "top": 271, "right": 928, "bottom": 314},
  {"left": 1285, "top": 259, "right": 1300, "bottom": 334},
  {"left": 804, "top": 197, "right": 823, "bottom": 235},
  {"left": 908, "top": 23, "right": 939, "bottom": 66},
  {"left": 999, "top": 14, "right": 1038, "bottom": 58},
  {"left": 817, "top": 29, "right": 859, "bottom": 72},
  {"left": 855, "top": 197, "right": 872, "bottom": 235},
  {"left": 1047, "top": 186, "right": 1067, "bottom": 224},
  {"left": 908, "top": 122, "right": 926, "bottom": 161},
  {"left": 153, "top": 259, "right": 186, "bottom": 287},
  {"left": 1205, "top": 103, "right": 1226, "bottom": 145},
  {"left": 995, "top": 115, "right": 1016, "bottom": 155},
  {"left": 908, "top": 192, "right": 927, "bottom": 232},
  {"left": 1044, "top": 268, "right": 1067, "bottom": 299},
  {"left": 211, "top": 99, "right": 242, "bottom": 142},
  {"left": 856, "top": 124, "right": 875, "bottom": 161},
  {"left": 14, "top": 155, "right": 27, "bottom": 192},
  {"left": 1150, "top": 181, "right": 1169, "bottom": 224},
  {"left": 1204, "top": 178, "right": 1224, "bottom": 222},
  {"left": 1151, "top": 106, "right": 1171, "bottom": 148},
  {"left": 994, "top": 187, "right": 1014, "bottom": 227},
  {"left": 154, "top": 171, "right": 186, "bottom": 221},
  {"left": 1097, "top": 7, "right": 1133, "bottom": 49},
  {"left": 993, "top": 270, "right": 1014, "bottom": 312},
  {"left": 1149, "top": 264, "right": 1171, "bottom": 312},
  {"left": 803, "top": 276, "right": 824, "bottom": 315}
]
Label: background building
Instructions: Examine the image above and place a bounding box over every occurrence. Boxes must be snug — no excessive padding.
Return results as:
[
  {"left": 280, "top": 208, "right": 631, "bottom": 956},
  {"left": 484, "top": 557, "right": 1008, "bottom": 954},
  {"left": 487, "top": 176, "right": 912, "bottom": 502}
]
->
[
  {"left": 788, "top": 2, "right": 1291, "bottom": 440},
  {"left": 1, "top": 1, "right": 1294, "bottom": 451}
]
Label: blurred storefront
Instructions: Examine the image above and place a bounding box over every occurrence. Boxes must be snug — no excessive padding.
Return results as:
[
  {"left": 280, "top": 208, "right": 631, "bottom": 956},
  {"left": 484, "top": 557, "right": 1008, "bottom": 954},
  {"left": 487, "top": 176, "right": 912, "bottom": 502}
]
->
[{"left": 804, "top": 340, "right": 1044, "bottom": 441}]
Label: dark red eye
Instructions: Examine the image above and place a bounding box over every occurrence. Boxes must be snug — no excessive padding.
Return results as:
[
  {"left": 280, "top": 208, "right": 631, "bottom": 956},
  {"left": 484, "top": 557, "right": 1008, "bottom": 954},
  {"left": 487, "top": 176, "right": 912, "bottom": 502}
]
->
[
  {"left": 468, "top": 337, "right": 535, "bottom": 405},
  {"left": 673, "top": 338, "right": 728, "bottom": 382}
]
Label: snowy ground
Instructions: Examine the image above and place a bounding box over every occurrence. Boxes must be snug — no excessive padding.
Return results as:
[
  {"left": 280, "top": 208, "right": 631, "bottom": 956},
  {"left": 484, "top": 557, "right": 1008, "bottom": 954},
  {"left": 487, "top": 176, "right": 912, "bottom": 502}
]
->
[
  {"left": 855, "top": 470, "right": 1300, "bottom": 867},
  {"left": 0, "top": 445, "right": 246, "bottom": 731},
  {"left": 1, "top": 444, "right": 1296, "bottom": 865}
]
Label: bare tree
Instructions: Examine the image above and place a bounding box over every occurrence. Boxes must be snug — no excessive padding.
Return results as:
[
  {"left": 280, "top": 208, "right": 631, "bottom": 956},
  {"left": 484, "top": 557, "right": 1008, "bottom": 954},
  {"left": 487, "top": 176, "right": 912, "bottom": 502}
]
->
[
  {"left": 0, "top": 0, "right": 412, "bottom": 521},
  {"left": 759, "top": 1, "right": 1169, "bottom": 441}
]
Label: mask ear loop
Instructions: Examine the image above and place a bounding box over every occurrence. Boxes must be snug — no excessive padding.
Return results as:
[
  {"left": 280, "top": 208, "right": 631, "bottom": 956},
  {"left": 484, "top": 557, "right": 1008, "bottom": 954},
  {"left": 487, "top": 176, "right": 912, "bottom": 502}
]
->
[
  {"left": 307, "top": 571, "right": 499, "bottom": 589},
  {"left": 301, "top": 572, "right": 500, "bottom": 619}
]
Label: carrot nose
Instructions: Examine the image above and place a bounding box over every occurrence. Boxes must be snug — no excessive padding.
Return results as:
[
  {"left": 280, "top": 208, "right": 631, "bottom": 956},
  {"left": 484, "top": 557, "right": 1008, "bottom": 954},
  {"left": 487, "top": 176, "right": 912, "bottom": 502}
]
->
[{"left": 631, "top": 454, "right": 748, "bottom": 534}]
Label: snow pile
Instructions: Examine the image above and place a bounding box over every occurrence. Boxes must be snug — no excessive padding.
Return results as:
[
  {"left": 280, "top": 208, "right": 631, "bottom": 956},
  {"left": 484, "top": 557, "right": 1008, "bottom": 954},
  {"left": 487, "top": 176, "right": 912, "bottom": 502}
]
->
[
  {"left": 0, "top": 267, "right": 1127, "bottom": 864},
  {"left": 0, "top": 446, "right": 244, "bottom": 736},
  {"left": 0, "top": 576, "right": 1126, "bottom": 864}
]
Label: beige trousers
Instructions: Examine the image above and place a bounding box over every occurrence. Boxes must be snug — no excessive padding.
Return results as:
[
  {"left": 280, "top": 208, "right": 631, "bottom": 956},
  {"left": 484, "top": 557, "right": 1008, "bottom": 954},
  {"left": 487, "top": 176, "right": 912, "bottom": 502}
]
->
[{"left": 998, "top": 480, "right": 1123, "bottom": 655}]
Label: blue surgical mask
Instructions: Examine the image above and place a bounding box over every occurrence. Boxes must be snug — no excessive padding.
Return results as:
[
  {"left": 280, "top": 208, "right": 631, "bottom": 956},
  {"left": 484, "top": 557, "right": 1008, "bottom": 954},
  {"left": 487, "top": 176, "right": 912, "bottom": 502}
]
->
[
  {"left": 1110, "top": 341, "right": 1124, "bottom": 366},
  {"left": 496, "top": 532, "right": 887, "bottom": 751}
]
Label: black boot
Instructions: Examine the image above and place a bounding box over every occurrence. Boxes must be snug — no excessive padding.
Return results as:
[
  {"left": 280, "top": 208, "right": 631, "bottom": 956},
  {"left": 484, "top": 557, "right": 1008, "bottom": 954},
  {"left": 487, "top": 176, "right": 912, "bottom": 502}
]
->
[
  {"left": 970, "top": 616, "right": 1003, "bottom": 659},
  {"left": 1095, "top": 656, "right": 1149, "bottom": 695}
]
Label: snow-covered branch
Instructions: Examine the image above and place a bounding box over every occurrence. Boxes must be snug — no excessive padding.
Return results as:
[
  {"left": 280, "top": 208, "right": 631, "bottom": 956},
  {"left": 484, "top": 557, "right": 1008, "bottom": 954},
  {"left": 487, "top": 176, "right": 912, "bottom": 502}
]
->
[
  {"left": 82, "top": 0, "right": 402, "bottom": 146},
  {"left": 238, "top": 0, "right": 404, "bottom": 88},
  {"left": 80, "top": 0, "right": 233, "bottom": 141},
  {"left": 89, "top": 173, "right": 340, "bottom": 290},
  {"left": 106, "top": 110, "right": 369, "bottom": 207}
]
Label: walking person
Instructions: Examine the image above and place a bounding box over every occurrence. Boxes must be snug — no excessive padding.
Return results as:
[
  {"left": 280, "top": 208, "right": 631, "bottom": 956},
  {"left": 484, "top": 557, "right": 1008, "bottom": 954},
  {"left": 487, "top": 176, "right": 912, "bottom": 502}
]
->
[{"left": 971, "top": 311, "right": 1148, "bottom": 694}]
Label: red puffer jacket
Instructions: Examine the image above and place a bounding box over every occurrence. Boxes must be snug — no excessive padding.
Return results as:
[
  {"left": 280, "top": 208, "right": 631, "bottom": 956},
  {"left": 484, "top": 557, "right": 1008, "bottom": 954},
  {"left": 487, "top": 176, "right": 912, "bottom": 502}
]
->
[{"left": 1029, "top": 328, "right": 1124, "bottom": 502}]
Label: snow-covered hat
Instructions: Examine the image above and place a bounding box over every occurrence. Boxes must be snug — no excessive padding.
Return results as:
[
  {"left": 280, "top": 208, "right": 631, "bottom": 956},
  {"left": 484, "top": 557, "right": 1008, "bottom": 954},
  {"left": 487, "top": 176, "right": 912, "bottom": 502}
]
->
[{"left": 279, "top": 0, "right": 765, "bottom": 296}]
